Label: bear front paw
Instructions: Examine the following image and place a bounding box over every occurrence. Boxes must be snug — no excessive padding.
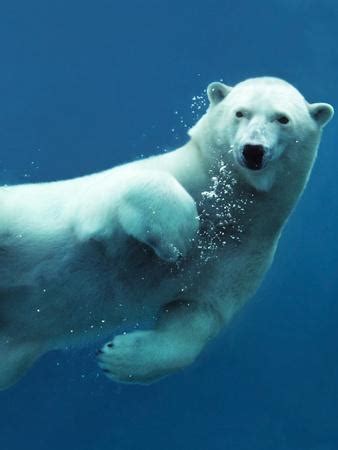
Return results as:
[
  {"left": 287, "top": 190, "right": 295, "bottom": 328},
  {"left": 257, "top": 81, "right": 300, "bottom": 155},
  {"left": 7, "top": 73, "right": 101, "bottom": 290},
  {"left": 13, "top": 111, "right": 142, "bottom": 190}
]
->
[
  {"left": 118, "top": 171, "right": 199, "bottom": 262},
  {"left": 97, "top": 330, "right": 185, "bottom": 384}
]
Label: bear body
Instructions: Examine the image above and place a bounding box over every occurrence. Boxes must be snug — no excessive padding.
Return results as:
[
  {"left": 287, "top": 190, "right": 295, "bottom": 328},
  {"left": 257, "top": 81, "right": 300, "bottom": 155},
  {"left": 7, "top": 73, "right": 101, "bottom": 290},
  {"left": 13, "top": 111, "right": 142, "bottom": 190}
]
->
[{"left": 0, "top": 77, "right": 333, "bottom": 388}]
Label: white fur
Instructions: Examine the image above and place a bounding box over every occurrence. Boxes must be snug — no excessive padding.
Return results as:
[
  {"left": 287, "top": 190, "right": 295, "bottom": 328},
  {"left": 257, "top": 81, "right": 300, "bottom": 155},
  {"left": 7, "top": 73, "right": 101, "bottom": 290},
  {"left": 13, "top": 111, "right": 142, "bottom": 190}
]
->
[{"left": 0, "top": 77, "right": 333, "bottom": 388}]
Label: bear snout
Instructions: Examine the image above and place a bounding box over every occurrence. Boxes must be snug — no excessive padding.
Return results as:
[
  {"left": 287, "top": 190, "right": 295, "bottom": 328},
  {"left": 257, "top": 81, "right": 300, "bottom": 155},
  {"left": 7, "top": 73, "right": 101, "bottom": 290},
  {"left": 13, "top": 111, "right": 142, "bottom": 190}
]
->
[{"left": 242, "top": 144, "right": 266, "bottom": 171}]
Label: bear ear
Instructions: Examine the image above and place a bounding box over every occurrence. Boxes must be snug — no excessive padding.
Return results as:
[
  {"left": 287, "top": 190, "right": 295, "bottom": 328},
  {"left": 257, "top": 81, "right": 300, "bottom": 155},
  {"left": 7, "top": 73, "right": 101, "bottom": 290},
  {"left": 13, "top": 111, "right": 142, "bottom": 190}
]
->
[
  {"left": 207, "top": 82, "right": 232, "bottom": 106},
  {"left": 309, "top": 103, "right": 334, "bottom": 127}
]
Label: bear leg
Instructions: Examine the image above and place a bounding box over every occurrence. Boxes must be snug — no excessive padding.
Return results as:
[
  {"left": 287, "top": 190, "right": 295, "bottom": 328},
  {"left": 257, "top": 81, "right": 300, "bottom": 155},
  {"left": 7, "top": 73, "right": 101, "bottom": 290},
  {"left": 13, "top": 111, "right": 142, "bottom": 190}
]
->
[
  {"left": 97, "top": 299, "right": 224, "bottom": 384},
  {"left": 118, "top": 171, "right": 199, "bottom": 262},
  {"left": 0, "top": 340, "right": 45, "bottom": 390}
]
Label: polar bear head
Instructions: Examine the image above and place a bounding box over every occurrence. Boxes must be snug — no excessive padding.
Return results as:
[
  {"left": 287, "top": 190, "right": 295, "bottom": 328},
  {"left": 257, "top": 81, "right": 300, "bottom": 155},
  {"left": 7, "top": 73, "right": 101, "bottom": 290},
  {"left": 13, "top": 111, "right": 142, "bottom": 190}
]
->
[{"left": 189, "top": 77, "right": 334, "bottom": 191}]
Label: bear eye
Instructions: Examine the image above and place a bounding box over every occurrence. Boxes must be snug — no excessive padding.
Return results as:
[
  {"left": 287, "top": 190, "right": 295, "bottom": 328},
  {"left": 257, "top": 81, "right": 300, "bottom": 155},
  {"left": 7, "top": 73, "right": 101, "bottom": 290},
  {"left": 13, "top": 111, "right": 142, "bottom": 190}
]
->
[
  {"left": 277, "top": 115, "right": 289, "bottom": 124},
  {"left": 235, "top": 111, "right": 244, "bottom": 118}
]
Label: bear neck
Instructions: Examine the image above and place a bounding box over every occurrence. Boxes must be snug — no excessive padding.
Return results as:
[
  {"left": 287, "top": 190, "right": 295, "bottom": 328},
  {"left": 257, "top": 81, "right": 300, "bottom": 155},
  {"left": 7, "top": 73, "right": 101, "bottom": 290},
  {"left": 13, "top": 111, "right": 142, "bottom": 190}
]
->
[{"left": 161, "top": 139, "right": 317, "bottom": 243}]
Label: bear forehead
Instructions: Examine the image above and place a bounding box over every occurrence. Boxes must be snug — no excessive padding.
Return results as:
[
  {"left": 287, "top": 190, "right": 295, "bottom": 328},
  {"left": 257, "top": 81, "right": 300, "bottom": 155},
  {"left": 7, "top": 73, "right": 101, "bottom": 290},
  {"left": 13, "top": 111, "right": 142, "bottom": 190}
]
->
[
  {"left": 227, "top": 77, "right": 307, "bottom": 111},
  {"left": 235, "top": 76, "right": 302, "bottom": 93}
]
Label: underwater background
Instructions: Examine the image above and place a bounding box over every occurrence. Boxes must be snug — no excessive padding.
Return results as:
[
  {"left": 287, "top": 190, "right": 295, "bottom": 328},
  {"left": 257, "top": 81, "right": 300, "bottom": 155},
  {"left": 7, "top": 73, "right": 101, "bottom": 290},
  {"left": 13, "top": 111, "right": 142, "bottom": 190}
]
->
[{"left": 0, "top": 1, "right": 337, "bottom": 449}]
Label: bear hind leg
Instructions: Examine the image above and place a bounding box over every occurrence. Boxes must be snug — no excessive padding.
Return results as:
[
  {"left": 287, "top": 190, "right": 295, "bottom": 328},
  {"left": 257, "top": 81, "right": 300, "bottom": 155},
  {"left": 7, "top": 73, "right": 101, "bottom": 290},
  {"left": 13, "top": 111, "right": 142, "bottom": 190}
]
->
[{"left": 0, "top": 340, "right": 45, "bottom": 390}]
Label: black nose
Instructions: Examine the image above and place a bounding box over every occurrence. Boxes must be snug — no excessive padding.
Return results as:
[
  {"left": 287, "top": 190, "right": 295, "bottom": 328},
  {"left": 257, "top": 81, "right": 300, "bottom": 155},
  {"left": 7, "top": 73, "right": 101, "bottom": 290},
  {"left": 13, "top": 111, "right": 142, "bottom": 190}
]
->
[{"left": 242, "top": 144, "right": 265, "bottom": 171}]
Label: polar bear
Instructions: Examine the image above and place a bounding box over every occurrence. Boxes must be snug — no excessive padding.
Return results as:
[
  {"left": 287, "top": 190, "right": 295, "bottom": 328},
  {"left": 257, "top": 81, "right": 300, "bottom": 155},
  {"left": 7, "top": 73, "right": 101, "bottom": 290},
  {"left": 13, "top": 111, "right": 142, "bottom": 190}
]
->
[{"left": 0, "top": 77, "right": 333, "bottom": 389}]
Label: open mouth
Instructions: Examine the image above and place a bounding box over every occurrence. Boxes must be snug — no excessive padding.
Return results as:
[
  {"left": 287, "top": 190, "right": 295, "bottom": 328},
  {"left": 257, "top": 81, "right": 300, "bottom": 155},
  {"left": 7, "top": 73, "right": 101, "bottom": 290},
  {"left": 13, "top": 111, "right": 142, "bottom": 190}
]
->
[{"left": 242, "top": 144, "right": 265, "bottom": 171}]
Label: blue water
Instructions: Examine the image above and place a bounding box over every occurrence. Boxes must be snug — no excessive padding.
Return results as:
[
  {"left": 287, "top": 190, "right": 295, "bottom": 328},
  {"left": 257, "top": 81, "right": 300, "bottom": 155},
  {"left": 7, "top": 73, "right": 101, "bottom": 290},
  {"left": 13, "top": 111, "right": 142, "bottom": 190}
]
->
[{"left": 0, "top": 1, "right": 337, "bottom": 449}]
